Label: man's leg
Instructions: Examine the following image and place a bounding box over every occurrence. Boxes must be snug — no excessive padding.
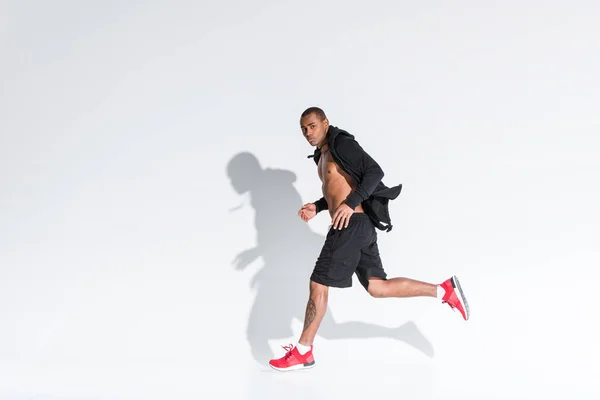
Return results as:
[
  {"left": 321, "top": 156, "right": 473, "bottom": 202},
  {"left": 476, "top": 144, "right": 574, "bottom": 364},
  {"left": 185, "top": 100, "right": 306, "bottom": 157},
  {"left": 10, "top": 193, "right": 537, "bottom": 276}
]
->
[
  {"left": 357, "top": 235, "right": 469, "bottom": 320},
  {"left": 355, "top": 238, "right": 438, "bottom": 298},
  {"left": 298, "top": 280, "right": 329, "bottom": 346},
  {"left": 268, "top": 280, "right": 336, "bottom": 371},
  {"left": 366, "top": 275, "right": 469, "bottom": 320},
  {"left": 366, "top": 277, "right": 437, "bottom": 298},
  {"left": 269, "top": 217, "right": 362, "bottom": 371}
]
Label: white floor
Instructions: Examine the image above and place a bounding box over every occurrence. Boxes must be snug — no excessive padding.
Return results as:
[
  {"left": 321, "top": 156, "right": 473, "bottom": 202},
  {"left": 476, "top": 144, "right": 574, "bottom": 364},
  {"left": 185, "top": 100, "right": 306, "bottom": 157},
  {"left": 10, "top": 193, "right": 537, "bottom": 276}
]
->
[
  {"left": 2, "top": 293, "right": 598, "bottom": 400},
  {"left": 1, "top": 262, "right": 599, "bottom": 399},
  {"left": 0, "top": 359, "right": 436, "bottom": 400},
  {"left": 2, "top": 351, "right": 597, "bottom": 400}
]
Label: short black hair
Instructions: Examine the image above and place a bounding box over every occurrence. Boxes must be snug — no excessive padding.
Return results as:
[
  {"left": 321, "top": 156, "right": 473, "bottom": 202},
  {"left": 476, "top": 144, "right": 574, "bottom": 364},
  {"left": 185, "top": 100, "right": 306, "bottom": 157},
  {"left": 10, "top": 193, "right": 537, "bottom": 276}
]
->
[{"left": 301, "top": 106, "right": 327, "bottom": 121}]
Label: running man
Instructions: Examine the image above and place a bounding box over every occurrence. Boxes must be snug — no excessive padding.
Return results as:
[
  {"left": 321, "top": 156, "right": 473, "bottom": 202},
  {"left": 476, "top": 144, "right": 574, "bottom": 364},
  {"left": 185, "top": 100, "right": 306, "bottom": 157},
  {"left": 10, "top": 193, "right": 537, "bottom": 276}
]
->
[{"left": 269, "top": 107, "right": 469, "bottom": 371}]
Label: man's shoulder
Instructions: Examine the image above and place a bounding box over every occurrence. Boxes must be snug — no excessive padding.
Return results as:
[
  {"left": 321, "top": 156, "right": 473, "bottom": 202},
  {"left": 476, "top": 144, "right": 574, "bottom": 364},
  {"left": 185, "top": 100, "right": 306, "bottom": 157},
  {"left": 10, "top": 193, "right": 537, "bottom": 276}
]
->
[
  {"left": 323, "top": 125, "right": 365, "bottom": 160},
  {"left": 333, "top": 132, "right": 363, "bottom": 153}
]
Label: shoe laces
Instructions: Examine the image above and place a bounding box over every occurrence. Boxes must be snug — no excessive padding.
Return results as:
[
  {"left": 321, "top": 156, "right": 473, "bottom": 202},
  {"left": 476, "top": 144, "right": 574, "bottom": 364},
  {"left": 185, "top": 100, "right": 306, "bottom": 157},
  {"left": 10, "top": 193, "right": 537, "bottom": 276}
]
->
[
  {"left": 442, "top": 300, "right": 456, "bottom": 311},
  {"left": 281, "top": 343, "right": 294, "bottom": 359}
]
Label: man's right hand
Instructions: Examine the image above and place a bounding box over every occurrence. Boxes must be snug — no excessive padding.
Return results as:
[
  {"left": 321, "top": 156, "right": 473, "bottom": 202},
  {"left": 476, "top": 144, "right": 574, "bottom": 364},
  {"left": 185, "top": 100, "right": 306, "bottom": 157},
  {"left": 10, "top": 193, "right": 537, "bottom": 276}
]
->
[{"left": 298, "top": 202, "right": 317, "bottom": 222}]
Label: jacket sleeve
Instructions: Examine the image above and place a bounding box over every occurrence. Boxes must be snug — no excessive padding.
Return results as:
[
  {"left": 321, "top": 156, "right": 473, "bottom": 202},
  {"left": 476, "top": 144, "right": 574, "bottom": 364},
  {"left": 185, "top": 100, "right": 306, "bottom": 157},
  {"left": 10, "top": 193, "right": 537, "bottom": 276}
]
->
[
  {"left": 313, "top": 197, "right": 328, "bottom": 213},
  {"left": 341, "top": 139, "right": 384, "bottom": 209}
]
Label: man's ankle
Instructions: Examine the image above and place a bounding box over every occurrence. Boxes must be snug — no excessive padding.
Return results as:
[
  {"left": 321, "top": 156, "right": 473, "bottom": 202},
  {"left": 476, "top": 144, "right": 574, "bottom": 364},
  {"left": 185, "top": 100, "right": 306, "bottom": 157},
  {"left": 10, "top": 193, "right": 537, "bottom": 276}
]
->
[{"left": 296, "top": 342, "right": 312, "bottom": 354}]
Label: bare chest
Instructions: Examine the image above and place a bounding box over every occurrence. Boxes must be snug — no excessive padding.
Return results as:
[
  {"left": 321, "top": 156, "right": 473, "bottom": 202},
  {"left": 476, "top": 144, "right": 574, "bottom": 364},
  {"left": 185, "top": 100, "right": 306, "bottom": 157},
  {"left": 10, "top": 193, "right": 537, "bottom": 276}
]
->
[{"left": 317, "top": 151, "right": 352, "bottom": 183}]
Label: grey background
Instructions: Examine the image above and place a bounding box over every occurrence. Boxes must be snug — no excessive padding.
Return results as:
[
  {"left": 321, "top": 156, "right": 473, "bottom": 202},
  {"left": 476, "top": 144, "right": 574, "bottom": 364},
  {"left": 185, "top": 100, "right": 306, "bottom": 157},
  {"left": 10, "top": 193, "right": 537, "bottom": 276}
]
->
[{"left": 1, "top": 1, "right": 599, "bottom": 399}]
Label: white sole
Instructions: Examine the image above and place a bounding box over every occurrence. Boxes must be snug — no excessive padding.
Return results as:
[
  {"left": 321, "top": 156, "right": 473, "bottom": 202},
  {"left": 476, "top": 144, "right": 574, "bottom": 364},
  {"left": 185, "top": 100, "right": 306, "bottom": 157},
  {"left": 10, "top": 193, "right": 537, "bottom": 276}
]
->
[
  {"left": 451, "top": 275, "right": 470, "bottom": 320},
  {"left": 269, "top": 360, "right": 316, "bottom": 372}
]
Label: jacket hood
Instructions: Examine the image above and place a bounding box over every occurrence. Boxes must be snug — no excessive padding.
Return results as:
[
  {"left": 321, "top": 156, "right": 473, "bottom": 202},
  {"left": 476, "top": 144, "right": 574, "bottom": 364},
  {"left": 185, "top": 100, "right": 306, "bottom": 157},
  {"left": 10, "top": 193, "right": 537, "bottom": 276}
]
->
[
  {"left": 327, "top": 125, "right": 355, "bottom": 141},
  {"left": 307, "top": 125, "right": 354, "bottom": 160}
]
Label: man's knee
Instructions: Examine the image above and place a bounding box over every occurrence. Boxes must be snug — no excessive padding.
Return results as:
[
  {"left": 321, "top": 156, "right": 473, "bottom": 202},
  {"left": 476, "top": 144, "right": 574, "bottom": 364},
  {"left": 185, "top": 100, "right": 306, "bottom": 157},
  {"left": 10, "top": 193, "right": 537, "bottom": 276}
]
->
[{"left": 309, "top": 279, "right": 329, "bottom": 297}]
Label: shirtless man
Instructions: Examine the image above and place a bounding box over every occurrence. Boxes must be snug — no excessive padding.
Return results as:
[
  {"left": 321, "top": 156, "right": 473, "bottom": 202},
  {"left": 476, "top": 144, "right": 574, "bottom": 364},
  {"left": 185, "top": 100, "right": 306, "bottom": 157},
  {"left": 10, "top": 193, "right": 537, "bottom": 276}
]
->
[{"left": 268, "top": 107, "right": 469, "bottom": 371}]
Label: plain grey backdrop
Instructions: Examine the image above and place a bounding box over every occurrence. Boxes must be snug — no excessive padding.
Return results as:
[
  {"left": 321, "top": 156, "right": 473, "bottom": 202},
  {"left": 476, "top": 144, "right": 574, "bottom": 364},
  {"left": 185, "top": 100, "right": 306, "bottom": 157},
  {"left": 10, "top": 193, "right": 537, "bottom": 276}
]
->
[{"left": 1, "top": 1, "right": 599, "bottom": 399}]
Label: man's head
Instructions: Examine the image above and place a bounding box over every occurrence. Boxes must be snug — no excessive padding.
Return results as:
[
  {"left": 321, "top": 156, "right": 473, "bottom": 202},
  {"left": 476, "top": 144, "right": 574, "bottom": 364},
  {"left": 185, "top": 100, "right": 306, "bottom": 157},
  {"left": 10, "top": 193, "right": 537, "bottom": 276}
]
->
[{"left": 300, "top": 107, "right": 329, "bottom": 148}]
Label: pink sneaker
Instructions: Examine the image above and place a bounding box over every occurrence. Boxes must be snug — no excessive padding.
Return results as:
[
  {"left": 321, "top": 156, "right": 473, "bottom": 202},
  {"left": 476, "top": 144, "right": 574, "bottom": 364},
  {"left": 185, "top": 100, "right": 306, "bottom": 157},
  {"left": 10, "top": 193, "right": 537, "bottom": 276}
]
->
[
  {"left": 269, "top": 344, "right": 316, "bottom": 371},
  {"left": 440, "top": 275, "right": 470, "bottom": 320}
]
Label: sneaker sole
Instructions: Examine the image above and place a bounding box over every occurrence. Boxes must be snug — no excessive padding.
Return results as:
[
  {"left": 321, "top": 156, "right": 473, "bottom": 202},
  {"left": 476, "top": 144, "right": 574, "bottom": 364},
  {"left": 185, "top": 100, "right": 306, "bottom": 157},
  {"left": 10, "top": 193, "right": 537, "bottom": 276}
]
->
[
  {"left": 269, "top": 360, "right": 316, "bottom": 372},
  {"left": 451, "top": 275, "right": 470, "bottom": 320}
]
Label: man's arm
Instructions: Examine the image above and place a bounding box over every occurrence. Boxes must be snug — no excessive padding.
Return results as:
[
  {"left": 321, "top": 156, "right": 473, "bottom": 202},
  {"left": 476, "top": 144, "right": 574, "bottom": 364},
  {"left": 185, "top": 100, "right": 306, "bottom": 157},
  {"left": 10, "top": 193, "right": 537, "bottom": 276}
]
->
[
  {"left": 314, "top": 197, "right": 328, "bottom": 213},
  {"left": 340, "top": 139, "right": 384, "bottom": 209}
]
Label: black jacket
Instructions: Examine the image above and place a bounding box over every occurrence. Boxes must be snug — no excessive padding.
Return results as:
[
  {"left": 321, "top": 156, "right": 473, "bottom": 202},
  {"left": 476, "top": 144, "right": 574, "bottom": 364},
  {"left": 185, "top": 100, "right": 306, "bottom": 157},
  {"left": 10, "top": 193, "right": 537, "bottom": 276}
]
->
[{"left": 308, "top": 125, "right": 402, "bottom": 232}]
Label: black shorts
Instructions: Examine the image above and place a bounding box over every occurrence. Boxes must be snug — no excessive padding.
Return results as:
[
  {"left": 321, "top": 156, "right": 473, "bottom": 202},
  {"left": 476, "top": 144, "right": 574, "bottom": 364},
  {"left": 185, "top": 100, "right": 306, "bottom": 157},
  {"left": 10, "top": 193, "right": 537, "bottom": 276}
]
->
[{"left": 310, "top": 212, "right": 387, "bottom": 290}]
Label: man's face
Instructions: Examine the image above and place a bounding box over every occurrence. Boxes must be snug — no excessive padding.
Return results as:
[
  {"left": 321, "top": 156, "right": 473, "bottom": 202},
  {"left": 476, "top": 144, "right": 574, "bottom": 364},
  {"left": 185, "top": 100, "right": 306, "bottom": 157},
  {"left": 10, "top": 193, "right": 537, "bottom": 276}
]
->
[{"left": 300, "top": 113, "right": 329, "bottom": 148}]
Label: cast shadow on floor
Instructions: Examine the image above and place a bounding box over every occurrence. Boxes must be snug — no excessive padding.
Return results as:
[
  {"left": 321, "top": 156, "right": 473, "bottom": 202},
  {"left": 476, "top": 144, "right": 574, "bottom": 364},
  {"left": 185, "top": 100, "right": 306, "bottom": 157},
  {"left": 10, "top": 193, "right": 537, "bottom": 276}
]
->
[{"left": 225, "top": 151, "right": 434, "bottom": 365}]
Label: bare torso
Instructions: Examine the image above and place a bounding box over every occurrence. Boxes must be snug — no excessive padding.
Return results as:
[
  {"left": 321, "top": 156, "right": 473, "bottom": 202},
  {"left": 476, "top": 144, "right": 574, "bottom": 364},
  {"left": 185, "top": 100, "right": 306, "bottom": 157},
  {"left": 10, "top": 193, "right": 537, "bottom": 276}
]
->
[{"left": 317, "top": 145, "right": 364, "bottom": 217}]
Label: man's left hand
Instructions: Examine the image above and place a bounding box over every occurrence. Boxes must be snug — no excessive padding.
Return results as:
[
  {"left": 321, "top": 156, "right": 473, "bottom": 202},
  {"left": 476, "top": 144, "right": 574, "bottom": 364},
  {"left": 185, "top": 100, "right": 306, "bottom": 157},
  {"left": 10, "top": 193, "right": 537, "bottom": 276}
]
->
[{"left": 332, "top": 203, "right": 354, "bottom": 230}]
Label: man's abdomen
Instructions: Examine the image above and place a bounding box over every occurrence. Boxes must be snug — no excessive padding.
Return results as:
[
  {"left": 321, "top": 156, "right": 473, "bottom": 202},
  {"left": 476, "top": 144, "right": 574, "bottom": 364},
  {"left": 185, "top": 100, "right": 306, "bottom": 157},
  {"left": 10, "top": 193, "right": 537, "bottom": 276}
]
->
[{"left": 322, "top": 176, "right": 364, "bottom": 217}]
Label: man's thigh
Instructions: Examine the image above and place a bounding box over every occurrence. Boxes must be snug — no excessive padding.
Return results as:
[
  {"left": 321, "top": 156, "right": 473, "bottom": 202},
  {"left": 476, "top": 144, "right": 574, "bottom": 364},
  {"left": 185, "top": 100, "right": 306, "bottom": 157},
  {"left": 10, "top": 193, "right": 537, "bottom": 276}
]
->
[
  {"left": 310, "top": 216, "right": 371, "bottom": 288},
  {"left": 355, "top": 240, "right": 387, "bottom": 290}
]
